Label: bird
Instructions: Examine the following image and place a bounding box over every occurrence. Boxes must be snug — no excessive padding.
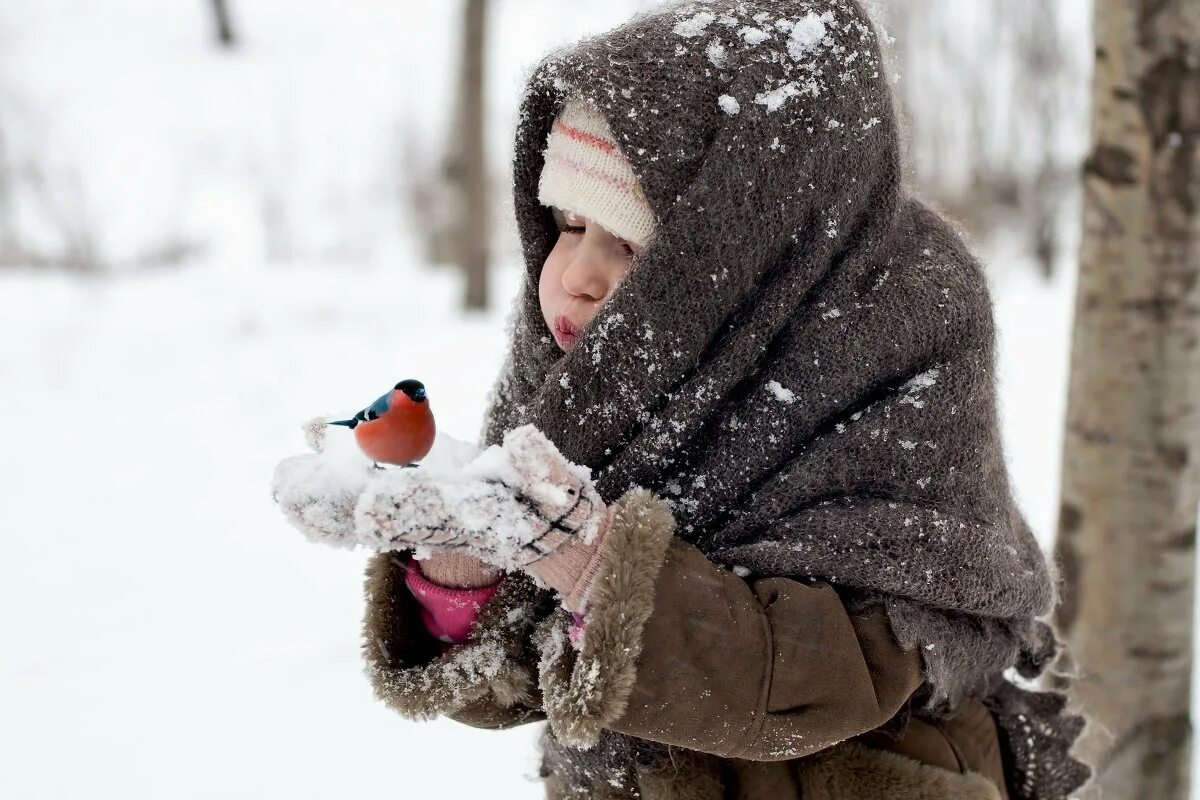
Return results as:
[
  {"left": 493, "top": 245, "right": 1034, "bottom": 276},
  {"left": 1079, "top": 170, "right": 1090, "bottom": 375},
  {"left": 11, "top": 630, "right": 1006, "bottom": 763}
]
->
[{"left": 328, "top": 379, "right": 436, "bottom": 467}]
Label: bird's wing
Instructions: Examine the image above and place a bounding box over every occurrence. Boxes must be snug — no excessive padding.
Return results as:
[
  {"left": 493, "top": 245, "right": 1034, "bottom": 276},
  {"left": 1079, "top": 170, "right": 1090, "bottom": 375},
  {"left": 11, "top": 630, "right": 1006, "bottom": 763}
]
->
[{"left": 363, "top": 391, "right": 392, "bottom": 421}]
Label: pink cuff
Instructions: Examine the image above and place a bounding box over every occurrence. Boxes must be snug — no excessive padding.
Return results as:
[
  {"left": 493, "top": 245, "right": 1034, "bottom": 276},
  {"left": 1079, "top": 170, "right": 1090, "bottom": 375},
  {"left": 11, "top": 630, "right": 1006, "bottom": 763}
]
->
[
  {"left": 405, "top": 560, "right": 501, "bottom": 644},
  {"left": 568, "top": 611, "right": 587, "bottom": 649}
]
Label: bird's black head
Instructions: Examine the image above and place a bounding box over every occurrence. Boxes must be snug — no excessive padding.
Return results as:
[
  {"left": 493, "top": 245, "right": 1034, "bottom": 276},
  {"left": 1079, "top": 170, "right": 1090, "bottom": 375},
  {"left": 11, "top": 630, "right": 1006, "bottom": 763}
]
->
[{"left": 395, "top": 379, "right": 427, "bottom": 402}]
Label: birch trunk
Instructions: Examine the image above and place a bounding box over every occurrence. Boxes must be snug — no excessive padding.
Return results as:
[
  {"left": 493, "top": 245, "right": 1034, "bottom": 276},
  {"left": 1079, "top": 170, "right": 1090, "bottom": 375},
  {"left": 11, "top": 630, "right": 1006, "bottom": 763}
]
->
[{"left": 1053, "top": 1, "right": 1200, "bottom": 798}]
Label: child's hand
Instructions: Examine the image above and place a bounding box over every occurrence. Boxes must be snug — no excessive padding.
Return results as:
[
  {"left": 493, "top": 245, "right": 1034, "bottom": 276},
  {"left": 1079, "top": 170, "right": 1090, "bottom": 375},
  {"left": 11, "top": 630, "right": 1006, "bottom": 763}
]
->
[{"left": 356, "top": 425, "right": 609, "bottom": 571}]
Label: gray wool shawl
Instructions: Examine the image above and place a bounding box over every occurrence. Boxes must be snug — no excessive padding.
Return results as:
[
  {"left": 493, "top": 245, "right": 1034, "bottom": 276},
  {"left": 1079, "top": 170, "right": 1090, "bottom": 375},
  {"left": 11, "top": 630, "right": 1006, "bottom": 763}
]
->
[{"left": 482, "top": 1, "right": 1090, "bottom": 797}]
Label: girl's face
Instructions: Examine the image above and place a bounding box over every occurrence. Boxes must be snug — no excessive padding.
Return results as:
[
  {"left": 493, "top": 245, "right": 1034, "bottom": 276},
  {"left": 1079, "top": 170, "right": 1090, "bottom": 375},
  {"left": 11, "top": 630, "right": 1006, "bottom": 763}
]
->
[{"left": 539, "top": 207, "right": 640, "bottom": 352}]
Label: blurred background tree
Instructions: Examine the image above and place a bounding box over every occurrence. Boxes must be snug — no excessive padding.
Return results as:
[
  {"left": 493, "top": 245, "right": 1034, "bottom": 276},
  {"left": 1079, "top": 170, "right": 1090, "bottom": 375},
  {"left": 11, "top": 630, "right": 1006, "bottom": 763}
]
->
[
  {"left": 879, "top": 0, "right": 1091, "bottom": 277},
  {"left": 210, "top": 0, "right": 237, "bottom": 49},
  {"left": 454, "top": 0, "right": 491, "bottom": 311}
]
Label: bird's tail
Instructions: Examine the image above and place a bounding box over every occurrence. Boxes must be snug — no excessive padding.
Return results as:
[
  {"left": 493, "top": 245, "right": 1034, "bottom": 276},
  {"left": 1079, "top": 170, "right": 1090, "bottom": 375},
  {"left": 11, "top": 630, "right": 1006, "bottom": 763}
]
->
[{"left": 327, "top": 418, "right": 356, "bottom": 428}]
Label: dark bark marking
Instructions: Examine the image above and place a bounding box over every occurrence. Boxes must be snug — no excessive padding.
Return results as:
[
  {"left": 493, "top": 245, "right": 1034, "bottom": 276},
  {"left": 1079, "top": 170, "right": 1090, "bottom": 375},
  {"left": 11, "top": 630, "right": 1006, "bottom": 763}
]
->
[
  {"left": 1149, "top": 578, "right": 1191, "bottom": 592},
  {"left": 1138, "top": 51, "right": 1199, "bottom": 214},
  {"left": 1085, "top": 144, "right": 1140, "bottom": 185},
  {"left": 1163, "top": 525, "right": 1196, "bottom": 549},
  {"left": 1138, "top": 54, "right": 1186, "bottom": 148},
  {"left": 1137, "top": 0, "right": 1174, "bottom": 50},
  {"left": 1166, "top": 134, "right": 1198, "bottom": 216},
  {"left": 1071, "top": 422, "right": 1116, "bottom": 445},
  {"left": 1054, "top": 504, "right": 1083, "bottom": 635},
  {"left": 1120, "top": 295, "right": 1181, "bottom": 321},
  {"left": 1127, "top": 644, "right": 1184, "bottom": 661},
  {"left": 1101, "top": 710, "right": 1190, "bottom": 782},
  {"left": 1182, "top": 270, "right": 1199, "bottom": 295},
  {"left": 1157, "top": 443, "right": 1190, "bottom": 471},
  {"left": 1060, "top": 502, "right": 1084, "bottom": 535}
]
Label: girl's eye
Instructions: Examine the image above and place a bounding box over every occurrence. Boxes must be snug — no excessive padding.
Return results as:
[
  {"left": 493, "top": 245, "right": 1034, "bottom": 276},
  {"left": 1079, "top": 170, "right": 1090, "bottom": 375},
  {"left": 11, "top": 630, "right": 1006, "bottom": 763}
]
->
[
  {"left": 619, "top": 241, "right": 635, "bottom": 256},
  {"left": 552, "top": 211, "right": 585, "bottom": 235}
]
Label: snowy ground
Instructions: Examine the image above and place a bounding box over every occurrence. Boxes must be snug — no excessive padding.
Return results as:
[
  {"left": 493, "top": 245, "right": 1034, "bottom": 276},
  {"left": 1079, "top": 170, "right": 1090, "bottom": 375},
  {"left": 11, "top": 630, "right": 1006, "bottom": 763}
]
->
[
  {"left": 0, "top": 258, "right": 548, "bottom": 799},
  {"left": 1, "top": 242, "right": 1080, "bottom": 799}
]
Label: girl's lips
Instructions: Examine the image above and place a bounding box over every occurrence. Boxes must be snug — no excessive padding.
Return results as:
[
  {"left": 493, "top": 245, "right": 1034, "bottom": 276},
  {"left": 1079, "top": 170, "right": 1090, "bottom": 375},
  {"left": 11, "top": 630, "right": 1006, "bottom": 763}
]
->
[{"left": 553, "top": 314, "right": 582, "bottom": 350}]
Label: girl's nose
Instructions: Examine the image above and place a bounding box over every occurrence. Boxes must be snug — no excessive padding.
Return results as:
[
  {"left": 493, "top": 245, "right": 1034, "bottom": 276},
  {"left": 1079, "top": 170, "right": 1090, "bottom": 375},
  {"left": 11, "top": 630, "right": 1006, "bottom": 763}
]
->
[{"left": 561, "top": 247, "right": 613, "bottom": 302}]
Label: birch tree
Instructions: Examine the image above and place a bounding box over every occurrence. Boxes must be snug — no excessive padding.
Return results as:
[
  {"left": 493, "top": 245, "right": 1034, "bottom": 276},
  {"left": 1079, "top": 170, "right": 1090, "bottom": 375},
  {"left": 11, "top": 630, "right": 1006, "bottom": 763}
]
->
[{"left": 1053, "top": 1, "right": 1200, "bottom": 798}]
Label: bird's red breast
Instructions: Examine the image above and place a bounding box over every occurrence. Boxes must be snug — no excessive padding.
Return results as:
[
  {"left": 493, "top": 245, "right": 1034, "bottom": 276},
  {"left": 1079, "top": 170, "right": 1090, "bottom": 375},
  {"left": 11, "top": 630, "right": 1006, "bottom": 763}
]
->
[{"left": 354, "top": 390, "right": 436, "bottom": 465}]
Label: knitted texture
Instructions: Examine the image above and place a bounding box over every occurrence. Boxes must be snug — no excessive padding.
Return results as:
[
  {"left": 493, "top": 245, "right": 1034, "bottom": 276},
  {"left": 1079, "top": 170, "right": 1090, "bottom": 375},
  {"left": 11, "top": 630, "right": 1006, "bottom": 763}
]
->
[
  {"left": 537, "top": 94, "right": 658, "bottom": 247},
  {"left": 485, "top": 1, "right": 1091, "bottom": 798},
  {"left": 418, "top": 551, "right": 502, "bottom": 590},
  {"left": 525, "top": 508, "right": 615, "bottom": 613}
]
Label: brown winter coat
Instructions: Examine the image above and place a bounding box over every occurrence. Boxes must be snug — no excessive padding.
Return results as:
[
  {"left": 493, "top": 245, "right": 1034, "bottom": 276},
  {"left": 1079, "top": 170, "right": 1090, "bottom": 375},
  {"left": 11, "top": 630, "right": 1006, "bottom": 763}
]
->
[{"left": 364, "top": 489, "right": 1009, "bottom": 800}]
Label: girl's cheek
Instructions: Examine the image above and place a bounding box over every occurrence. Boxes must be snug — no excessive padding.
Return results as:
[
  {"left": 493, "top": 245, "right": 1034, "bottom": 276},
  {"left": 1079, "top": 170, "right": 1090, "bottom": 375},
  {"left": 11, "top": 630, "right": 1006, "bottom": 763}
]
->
[{"left": 539, "top": 252, "right": 565, "bottom": 320}]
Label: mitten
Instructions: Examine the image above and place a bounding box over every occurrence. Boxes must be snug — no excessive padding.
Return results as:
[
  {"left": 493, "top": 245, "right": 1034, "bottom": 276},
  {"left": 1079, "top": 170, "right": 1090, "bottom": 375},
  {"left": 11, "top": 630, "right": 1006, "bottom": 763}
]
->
[
  {"left": 271, "top": 417, "right": 375, "bottom": 548},
  {"left": 357, "top": 425, "right": 608, "bottom": 570}
]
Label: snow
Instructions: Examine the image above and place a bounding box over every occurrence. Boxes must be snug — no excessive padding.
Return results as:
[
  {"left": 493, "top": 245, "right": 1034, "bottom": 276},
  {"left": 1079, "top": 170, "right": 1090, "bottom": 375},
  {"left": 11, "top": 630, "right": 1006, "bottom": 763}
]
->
[
  {"left": 899, "top": 367, "right": 940, "bottom": 409},
  {"left": 738, "top": 26, "right": 771, "bottom": 45},
  {"left": 754, "top": 80, "right": 820, "bottom": 113},
  {"left": 787, "top": 11, "right": 833, "bottom": 61},
  {"left": 672, "top": 11, "right": 716, "bottom": 38},
  {"left": 706, "top": 40, "right": 729, "bottom": 68},
  {"left": 766, "top": 380, "right": 797, "bottom": 404},
  {"left": 0, "top": 258, "right": 548, "bottom": 800},
  {"left": 0, "top": 0, "right": 662, "bottom": 269},
  {"left": 717, "top": 94, "right": 741, "bottom": 115}
]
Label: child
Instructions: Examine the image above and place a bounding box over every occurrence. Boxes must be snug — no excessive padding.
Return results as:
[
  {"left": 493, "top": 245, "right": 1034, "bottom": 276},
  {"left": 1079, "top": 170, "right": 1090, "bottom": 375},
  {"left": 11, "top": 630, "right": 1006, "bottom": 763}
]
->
[{"left": 279, "top": 1, "right": 1092, "bottom": 798}]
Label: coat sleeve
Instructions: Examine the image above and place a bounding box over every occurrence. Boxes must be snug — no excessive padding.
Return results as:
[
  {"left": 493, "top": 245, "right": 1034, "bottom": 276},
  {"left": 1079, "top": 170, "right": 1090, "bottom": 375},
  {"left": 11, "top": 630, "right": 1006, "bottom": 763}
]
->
[
  {"left": 536, "top": 489, "right": 926, "bottom": 760},
  {"left": 362, "top": 551, "right": 552, "bottom": 730}
]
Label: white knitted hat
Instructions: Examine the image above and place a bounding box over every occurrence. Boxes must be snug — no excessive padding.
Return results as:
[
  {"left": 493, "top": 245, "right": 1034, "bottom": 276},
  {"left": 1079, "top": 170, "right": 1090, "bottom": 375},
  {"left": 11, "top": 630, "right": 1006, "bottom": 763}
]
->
[{"left": 537, "top": 94, "right": 658, "bottom": 247}]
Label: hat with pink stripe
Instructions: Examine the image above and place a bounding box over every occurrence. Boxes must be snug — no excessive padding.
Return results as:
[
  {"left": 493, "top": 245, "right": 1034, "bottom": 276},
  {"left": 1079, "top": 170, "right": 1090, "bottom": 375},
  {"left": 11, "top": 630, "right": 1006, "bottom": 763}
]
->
[{"left": 537, "top": 94, "right": 658, "bottom": 248}]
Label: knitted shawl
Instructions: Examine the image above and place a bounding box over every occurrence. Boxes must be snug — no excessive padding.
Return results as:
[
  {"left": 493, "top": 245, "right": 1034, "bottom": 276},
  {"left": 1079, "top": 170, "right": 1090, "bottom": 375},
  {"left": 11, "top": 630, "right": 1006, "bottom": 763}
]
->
[{"left": 482, "top": 1, "right": 1090, "bottom": 797}]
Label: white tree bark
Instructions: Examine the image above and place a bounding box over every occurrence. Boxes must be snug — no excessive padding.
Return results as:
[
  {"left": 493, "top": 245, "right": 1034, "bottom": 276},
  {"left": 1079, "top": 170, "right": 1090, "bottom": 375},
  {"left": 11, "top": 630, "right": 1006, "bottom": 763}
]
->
[{"left": 1054, "top": 1, "right": 1200, "bottom": 798}]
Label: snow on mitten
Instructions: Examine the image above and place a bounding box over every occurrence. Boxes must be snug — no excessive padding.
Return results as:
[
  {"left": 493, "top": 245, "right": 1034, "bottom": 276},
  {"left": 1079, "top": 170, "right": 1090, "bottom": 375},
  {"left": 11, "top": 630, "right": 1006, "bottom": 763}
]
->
[
  {"left": 469, "top": 424, "right": 606, "bottom": 543},
  {"left": 356, "top": 425, "right": 608, "bottom": 570},
  {"left": 270, "top": 417, "right": 376, "bottom": 548}
]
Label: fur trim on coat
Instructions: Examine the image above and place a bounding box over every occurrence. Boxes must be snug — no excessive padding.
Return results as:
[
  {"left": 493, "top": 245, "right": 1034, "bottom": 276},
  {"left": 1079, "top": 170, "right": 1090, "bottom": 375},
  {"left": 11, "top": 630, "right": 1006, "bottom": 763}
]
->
[
  {"left": 363, "top": 552, "right": 547, "bottom": 721},
  {"left": 536, "top": 487, "right": 676, "bottom": 747}
]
